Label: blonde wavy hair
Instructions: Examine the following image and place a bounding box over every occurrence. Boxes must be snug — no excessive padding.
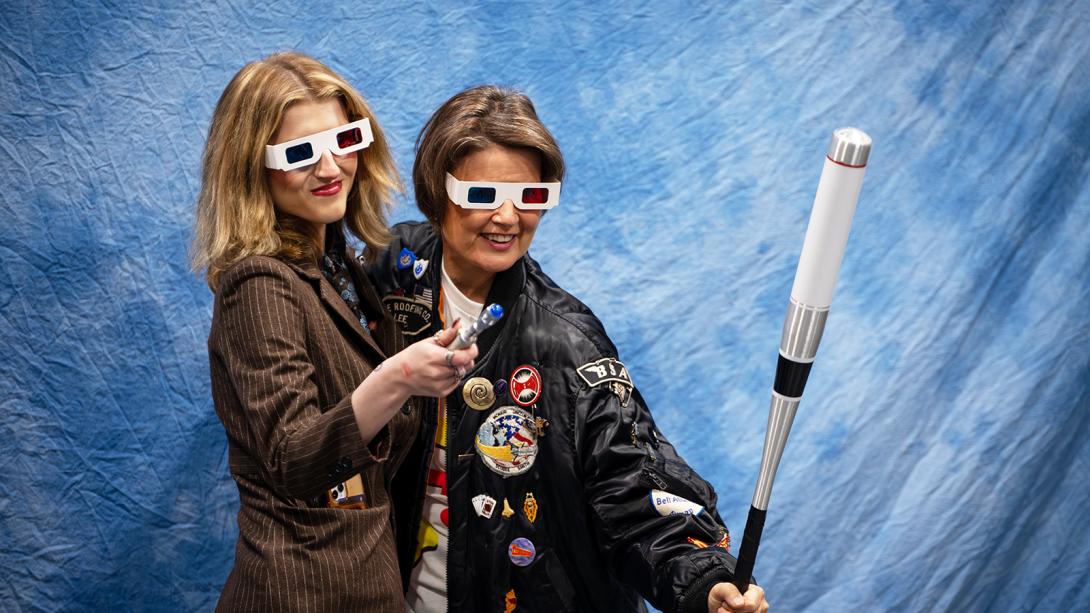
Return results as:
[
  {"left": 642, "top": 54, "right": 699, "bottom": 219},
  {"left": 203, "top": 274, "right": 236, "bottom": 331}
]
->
[{"left": 191, "top": 52, "right": 399, "bottom": 291}]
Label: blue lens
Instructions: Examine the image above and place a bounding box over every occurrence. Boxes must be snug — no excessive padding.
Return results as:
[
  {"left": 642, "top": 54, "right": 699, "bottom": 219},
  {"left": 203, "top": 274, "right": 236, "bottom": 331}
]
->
[
  {"left": 467, "top": 187, "right": 496, "bottom": 204},
  {"left": 285, "top": 142, "right": 314, "bottom": 164}
]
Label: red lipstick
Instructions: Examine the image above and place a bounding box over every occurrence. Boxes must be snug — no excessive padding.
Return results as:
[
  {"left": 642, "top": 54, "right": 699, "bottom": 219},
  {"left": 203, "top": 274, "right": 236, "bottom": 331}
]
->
[{"left": 311, "top": 181, "right": 342, "bottom": 197}]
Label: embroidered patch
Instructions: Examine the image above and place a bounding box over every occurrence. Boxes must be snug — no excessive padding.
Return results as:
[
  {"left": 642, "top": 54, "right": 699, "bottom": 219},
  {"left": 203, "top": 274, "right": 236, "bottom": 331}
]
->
[
  {"left": 508, "top": 537, "right": 537, "bottom": 566},
  {"left": 382, "top": 295, "right": 433, "bottom": 337},
  {"left": 577, "top": 358, "right": 633, "bottom": 406},
  {"left": 475, "top": 406, "right": 538, "bottom": 477},
  {"left": 472, "top": 494, "right": 496, "bottom": 519},
  {"left": 649, "top": 489, "right": 705, "bottom": 516},
  {"left": 509, "top": 365, "right": 542, "bottom": 407}
]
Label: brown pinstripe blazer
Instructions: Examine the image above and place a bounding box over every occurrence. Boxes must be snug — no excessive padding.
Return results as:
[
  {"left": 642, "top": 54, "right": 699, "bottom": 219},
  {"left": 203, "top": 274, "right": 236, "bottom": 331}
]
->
[{"left": 208, "top": 253, "right": 419, "bottom": 612}]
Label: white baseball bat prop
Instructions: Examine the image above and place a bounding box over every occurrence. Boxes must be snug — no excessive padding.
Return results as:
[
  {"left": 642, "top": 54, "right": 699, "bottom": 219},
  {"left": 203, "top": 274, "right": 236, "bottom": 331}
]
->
[{"left": 732, "top": 128, "right": 872, "bottom": 592}]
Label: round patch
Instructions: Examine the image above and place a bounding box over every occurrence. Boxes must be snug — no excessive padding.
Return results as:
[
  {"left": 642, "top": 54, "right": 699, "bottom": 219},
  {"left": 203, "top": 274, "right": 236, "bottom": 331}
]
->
[
  {"left": 462, "top": 377, "right": 496, "bottom": 411},
  {"left": 508, "top": 537, "right": 536, "bottom": 567},
  {"left": 509, "top": 365, "right": 542, "bottom": 407},
  {"left": 475, "top": 406, "right": 538, "bottom": 477}
]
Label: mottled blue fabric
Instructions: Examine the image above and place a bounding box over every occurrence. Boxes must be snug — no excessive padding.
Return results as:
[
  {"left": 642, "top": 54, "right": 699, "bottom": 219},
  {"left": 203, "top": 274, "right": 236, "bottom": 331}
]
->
[{"left": 2, "top": 1, "right": 1088, "bottom": 611}]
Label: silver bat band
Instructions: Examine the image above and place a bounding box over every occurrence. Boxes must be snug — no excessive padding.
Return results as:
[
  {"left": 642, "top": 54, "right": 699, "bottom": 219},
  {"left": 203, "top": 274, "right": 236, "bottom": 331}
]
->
[
  {"left": 752, "top": 391, "right": 801, "bottom": 510},
  {"left": 780, "top": 298, "right": 829, "bottom": 363}
]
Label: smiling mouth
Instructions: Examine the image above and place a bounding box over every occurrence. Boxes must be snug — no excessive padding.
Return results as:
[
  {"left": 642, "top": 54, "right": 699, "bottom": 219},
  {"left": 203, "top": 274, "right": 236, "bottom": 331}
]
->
[
  {"left": 311, "top": 181, "right": 342, "bottom": 197},
  {"left": 482, "top": 233, "right": 515, "bottom": 244}
]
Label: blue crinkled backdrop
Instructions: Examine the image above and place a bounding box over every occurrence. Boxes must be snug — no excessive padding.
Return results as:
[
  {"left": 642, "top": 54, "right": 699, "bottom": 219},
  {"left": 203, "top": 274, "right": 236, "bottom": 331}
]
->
[{"left": 2, "top": 1, "right": 1088, "bottom": 611}]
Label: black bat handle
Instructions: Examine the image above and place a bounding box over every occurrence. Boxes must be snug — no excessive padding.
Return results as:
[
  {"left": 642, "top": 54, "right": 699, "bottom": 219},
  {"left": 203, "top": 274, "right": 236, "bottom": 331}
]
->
[{"left": 732, "top": 505, "right": 766, "bottom": 594}]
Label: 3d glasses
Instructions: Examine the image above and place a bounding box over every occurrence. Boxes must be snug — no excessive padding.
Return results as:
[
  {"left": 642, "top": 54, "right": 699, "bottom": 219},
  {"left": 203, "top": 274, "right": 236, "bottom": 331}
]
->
[
  {"left": 445, "top": 173, "right": 561, "bottom": 210},
  {"left": 264, "top": 118, "right": 373, "bottom": 171}
]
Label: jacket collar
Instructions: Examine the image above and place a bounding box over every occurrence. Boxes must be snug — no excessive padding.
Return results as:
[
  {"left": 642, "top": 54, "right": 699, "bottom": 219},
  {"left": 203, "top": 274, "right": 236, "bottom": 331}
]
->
[{"left": 424, "top": 237, "right": 526, "bottom": 361}]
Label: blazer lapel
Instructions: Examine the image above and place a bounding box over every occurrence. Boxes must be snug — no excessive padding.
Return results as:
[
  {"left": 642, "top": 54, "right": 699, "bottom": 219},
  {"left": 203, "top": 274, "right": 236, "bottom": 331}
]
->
[{"left": 287, "top": 259, "right": 388, "bottom": 362}]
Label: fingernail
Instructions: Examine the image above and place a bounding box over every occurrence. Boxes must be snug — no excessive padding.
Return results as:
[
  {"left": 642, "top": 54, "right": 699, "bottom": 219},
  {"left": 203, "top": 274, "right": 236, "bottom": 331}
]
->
[{"left": 731, "top": 597, "right": 743, "bottom": 607}]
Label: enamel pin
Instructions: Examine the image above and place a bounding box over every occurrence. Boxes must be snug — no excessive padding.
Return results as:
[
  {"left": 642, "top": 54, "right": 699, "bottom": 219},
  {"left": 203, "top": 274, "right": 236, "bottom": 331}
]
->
[
  {"left": 472, "top": 494, "right": 497, "bottom": 519},
  {"left": 413, "top": 258, "right": 429, "bottom": 280},
  {"left": 396, "top": 247, "right": 415, "bottom": 270},
  {"left": 523, "top": 493, "right": 538, "bottom": 523},
  {"left": 509, "top": 365, "right": 542, "bottom": 407},
  {"left": 463, "top": 377, "right": 496, "bottom": 411},
  {"left": 508, "top": 537, "right": 536, "bottom": 566}
]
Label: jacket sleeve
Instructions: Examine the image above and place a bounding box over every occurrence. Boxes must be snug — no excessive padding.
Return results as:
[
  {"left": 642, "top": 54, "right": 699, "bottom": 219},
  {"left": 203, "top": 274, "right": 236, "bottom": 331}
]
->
[
  {"left": 575, "top": 362, "right": 738, "bottom": 613},
  {"left": 210, "top": 257, "right": 390, "bottom": 501}
]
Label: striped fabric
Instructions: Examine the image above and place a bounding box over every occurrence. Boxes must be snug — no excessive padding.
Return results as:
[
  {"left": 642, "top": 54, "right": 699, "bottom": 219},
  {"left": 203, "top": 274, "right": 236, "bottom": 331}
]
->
[{"left": 208, "top": 255, "right": 419, "bottom": 612}]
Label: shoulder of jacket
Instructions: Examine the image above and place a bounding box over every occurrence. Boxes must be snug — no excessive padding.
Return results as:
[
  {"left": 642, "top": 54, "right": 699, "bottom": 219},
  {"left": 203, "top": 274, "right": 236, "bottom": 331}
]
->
[
  {"left": 389, "top": 220, "right": 437, "bottom": 250},
  {"left": 521, "top": 263, "right": 619, "bottom": 362},
  {"left": 217, "top": 255, "right": 300, "bottom": 294}
]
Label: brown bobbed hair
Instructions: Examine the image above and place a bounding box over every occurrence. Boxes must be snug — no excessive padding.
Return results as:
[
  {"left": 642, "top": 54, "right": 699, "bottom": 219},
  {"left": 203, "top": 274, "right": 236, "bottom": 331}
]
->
[
  {"left": 413, "top": 85, "right": 565, "bottom": 226},
  {"left": 191, "top": 52, "right": 400, "bottom": 291}
]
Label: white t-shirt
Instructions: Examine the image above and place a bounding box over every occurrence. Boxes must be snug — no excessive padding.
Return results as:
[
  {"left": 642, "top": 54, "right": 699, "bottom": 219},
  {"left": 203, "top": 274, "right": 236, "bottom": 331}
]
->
[{"left": 405, "top": 259, "right": 483, "bottom": 613}]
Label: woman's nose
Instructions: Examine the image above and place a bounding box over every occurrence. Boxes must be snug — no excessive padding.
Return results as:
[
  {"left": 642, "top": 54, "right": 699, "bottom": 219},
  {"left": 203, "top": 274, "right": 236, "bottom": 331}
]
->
[
  {"left": 313, "top": 150, "right": 340, "bottom": 180},
  {"left": 491, "top": 199, "right": 519, "bottom": 224}
]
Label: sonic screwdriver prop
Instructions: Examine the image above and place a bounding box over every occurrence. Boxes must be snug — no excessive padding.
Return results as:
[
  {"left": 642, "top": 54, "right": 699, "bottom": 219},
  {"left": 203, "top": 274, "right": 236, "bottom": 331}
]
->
[
  {"left": 447, "top": 303, "right": 504, "bottom": 350},
  {"left": 732, "top": 128, "right": 872, "bottom": 593}
]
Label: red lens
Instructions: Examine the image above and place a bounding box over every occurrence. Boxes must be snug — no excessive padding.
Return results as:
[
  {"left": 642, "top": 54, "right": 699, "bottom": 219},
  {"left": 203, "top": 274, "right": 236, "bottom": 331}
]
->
[
  {"left": 337, "top": 127, "right": 363, "bottom": 149},
  {"left": 521, "top": 187, "right": 549, "bottom": 204}
]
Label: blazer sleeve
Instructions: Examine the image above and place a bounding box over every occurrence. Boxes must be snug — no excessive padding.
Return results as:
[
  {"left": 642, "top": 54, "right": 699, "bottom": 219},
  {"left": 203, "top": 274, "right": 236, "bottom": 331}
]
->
[
  {"left": 575, "top": 364, "right": 738, "bottom": 613},
  {"left": 210, "top": 257, "right": 390, "bottom": 501}
]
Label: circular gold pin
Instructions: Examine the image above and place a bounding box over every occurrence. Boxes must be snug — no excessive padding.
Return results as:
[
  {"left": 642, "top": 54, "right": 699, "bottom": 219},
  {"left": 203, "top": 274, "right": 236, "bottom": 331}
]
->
[{"left": 462, "top": 377, "right": 496, "bottom": 411}]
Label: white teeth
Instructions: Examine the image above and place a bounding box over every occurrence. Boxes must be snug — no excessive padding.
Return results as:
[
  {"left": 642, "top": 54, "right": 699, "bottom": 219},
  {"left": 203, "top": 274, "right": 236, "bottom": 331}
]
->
[{"left": 483, "top": 233, "right": 514, "bottom": 243}]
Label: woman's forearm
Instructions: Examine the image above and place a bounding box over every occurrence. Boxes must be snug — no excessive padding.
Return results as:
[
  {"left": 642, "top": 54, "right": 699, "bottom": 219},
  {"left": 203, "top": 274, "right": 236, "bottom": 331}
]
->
[{"left": 350, "top": 360, "right": 411, "bottom": 445}]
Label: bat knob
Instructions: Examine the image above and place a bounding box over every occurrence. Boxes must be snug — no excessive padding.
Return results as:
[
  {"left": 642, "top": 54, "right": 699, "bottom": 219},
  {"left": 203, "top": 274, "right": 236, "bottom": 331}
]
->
[{"left": 828, "top": 128, "right": 872, "bottom": 166}]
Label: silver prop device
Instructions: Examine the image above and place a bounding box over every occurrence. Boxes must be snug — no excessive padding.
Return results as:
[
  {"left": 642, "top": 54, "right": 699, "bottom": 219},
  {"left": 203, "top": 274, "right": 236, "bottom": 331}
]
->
[
  {"left": 447, "top": 303, "right": 504, "bottom": 351},
  {"left": 732, "top": 128, "right": 872, "bottom": 592}
]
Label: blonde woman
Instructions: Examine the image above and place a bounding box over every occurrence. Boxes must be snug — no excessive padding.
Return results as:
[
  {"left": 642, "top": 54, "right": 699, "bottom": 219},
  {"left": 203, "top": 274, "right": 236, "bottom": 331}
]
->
[{"left": 192, "top": 52, "right": 477, "bottom": 612}]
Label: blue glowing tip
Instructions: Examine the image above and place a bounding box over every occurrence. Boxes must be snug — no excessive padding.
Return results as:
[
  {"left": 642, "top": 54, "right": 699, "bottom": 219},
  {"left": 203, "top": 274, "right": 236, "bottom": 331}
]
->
[{"left": 487, "top": 304, "right": 504, "bottom": 318}]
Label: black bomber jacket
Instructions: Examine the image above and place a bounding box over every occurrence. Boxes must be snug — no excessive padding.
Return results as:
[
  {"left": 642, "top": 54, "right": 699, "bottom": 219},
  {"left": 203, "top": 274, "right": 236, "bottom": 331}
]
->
[{"left": 369, "top": 221, "right": 738, "bottom": 613}]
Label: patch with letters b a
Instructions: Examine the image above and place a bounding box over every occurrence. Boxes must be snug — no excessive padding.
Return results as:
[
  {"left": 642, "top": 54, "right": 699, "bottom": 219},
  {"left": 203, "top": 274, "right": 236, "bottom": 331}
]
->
[{"left": 577, "top": 357, "right": 633, "bottom": 406}]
